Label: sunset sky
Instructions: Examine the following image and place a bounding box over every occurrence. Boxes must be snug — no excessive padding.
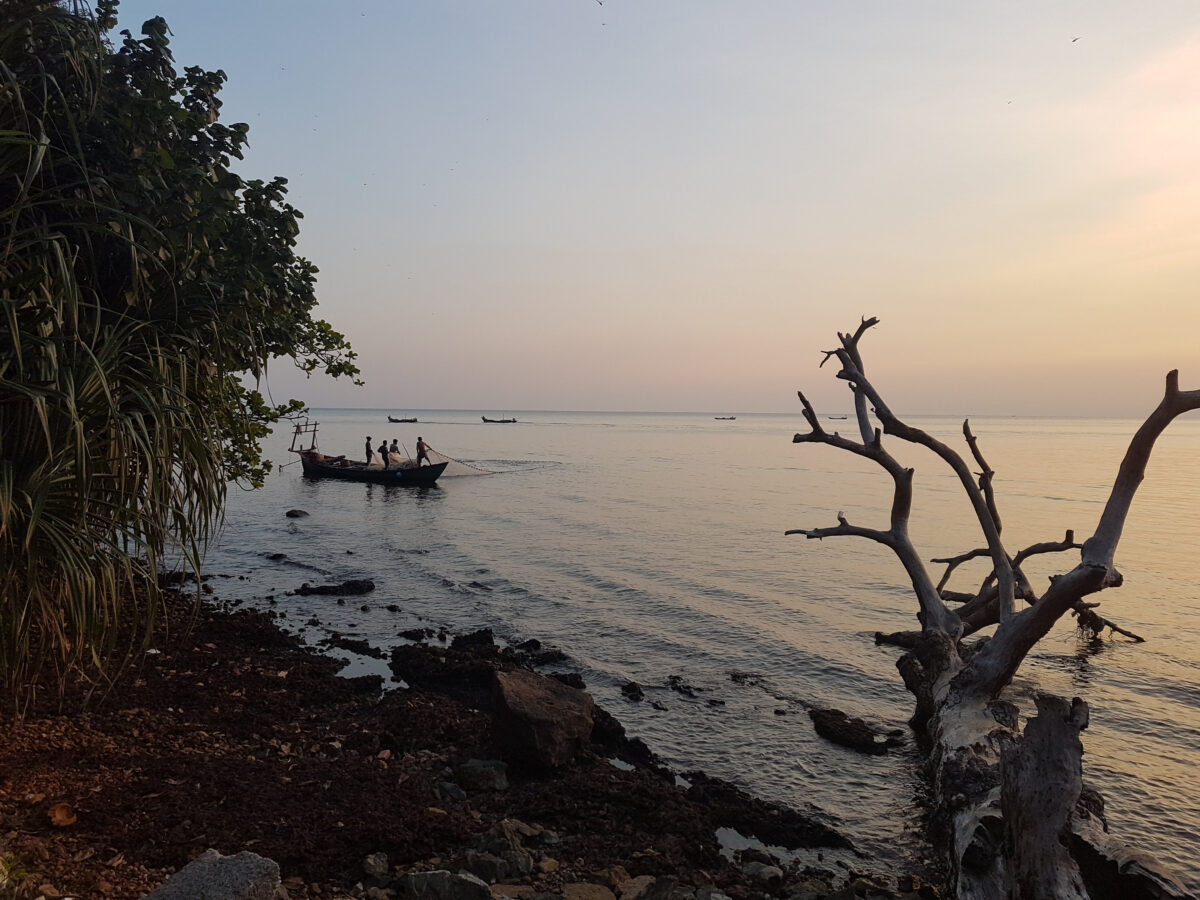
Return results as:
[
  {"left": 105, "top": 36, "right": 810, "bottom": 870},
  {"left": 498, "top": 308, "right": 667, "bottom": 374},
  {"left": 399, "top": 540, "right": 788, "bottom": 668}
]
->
[{"left": 114, "top": 1, "right": 1200, "bottom": 415}]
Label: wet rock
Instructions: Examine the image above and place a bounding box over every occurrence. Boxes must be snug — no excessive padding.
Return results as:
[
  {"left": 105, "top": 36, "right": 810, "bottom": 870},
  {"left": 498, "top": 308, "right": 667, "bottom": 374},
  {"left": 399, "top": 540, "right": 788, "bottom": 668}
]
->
[
  {"left": 296, "top": 579, "right": 375, "bottom": 596},
  {"left": 451, "top": 628, "right": 497, "bottom": 650},
  {"left": 808, "top": 708, "right": 902, "bottom": 755},
  {"left": 285, "top": 509, "right": 309, "bottom": 518},
  {"left": 400, "top": 627, "right": 435, "bottom": 641},
  {"left": 666, "top": 675, "right": 699, "bottom": 697},
  {"left": 551, "top": 672, "right": 586, "bottom": 689},
  {"left": 620, "top": 682, "right": 644, "bottom": 702},
  {"left": 493, "top": 669, "right": 594, "bottom": 769},
  {"left": 321, "top": 636, "right": 386, "bottom": 659},
  {"left": 266, "top": 553, "right": 288, "bottom": 561},
  {"left": 682, "top": 770, "right": 853, "bottom": 849}
]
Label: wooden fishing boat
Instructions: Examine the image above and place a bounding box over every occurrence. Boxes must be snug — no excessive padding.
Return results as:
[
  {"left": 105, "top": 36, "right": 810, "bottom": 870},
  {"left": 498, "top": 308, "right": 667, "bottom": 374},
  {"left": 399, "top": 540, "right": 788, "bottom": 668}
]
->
[
  {"left": 481, "top": 416, "right": 517, "bottom": 423},
  {"left": 388, "top": 415, "right": 417, "bottom": 423},
  {"left": 289, "top": 420, "right": 446, "bottom": 486},
  {"left": 714, "top": 416, "right": 736, "bottom": 420}
]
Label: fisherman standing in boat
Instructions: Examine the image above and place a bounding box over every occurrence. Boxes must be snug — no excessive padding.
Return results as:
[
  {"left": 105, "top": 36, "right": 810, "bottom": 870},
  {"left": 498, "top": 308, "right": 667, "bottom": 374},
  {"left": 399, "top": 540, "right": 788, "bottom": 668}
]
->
[
  {"left": 364, "top": 436, "right": 372, "bottom": 465},
  {"left": 389, "top": 438, "right": 400, "bottom": 463},
  {"left": 416, "top": 436, "right": 431, "bottom": 466},
  {"left": 377, "top": 439, "right": 390, "bottom": 470}
]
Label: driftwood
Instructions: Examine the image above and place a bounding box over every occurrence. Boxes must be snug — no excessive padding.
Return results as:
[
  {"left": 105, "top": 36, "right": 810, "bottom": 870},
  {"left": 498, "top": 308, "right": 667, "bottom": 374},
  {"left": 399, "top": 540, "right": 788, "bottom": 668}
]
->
[{"left": 788, "top": 318, "right": 1198, "bottom": 899}]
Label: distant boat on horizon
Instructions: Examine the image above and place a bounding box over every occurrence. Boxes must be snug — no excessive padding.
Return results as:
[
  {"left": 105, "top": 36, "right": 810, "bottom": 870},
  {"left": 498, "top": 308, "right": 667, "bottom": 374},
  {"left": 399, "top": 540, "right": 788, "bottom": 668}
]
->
[
  {"left": 482, "top": 415, "right": 518, "bottom": 424},
  {"left": 388, "top": 415, "right": 417, "bottom": 423},
  {"left": 827, "top": 415, "right": 848, "bottom": 420},
  {"left": 714, "top": 416, "right": 736, "bottom": 420}
]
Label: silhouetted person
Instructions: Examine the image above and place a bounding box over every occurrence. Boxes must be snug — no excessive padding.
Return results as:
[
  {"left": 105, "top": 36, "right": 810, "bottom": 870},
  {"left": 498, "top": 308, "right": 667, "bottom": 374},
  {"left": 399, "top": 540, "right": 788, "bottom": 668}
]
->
[
  {"left": 416, "top": 436, "right": 431, "bottom": 466},
  {"left": 378, "top": 440, "right": 389, "bottom": 470},
  {"left": 364, "top": 436, "right": 372, "bottom": 465}
]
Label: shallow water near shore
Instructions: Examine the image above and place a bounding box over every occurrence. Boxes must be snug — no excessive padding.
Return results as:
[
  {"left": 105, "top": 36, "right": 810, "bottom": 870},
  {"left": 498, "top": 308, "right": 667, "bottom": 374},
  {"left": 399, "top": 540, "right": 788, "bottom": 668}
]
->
[{"left": 202, "top": 409, "right": 1200, "bottom": 890}]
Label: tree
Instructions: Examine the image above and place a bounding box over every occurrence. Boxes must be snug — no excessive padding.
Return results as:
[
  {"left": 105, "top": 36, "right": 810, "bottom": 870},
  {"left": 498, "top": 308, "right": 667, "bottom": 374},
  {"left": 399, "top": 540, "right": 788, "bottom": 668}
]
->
[
  {"left": 0, "top": 1, "right": 359, "bottom": 701},
  {"left": 788, "top": 318, "right": 1194, "bottom": 899}
]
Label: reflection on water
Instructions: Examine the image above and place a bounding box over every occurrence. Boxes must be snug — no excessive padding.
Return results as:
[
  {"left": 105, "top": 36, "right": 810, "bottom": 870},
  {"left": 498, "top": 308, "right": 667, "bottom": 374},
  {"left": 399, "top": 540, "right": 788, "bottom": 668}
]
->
[{"left": 204, "top": 410, "right": 1200, "bottom": 892}]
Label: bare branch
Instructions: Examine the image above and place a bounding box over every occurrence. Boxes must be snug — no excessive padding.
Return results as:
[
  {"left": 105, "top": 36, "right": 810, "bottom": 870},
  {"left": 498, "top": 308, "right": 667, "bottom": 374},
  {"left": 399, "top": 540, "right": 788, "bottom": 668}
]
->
[
  {"left": 1012, "top": 530, "right": 1080, "bottom": 569},
  {"left": 963, "top": 420, "right": 1001, "bottom": 535},
  {"left": 795, "top": 391, "right": 826, "bottom": 437},
  {"left": 931, "top": 547, "right": 991, "bottom": 593},
  {"left": 785, "top": 511, "right": 895, "bottom": 547},
  {"left": 1084, "top": 371, "right": 1200, "bottom": 569},
  {"left": 815, "top": 323, "right": 1018, "bottom": 622}
]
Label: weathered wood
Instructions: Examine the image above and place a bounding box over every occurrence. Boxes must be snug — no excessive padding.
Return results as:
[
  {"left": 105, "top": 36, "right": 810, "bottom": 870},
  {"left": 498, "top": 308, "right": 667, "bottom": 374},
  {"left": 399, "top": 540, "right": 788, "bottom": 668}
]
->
[
  {"left": 788, "top": 320, "right": 1198, "bottom": 899},
  {"left": 1001, "top": 694, "right": 1089, "bottom": 900}
]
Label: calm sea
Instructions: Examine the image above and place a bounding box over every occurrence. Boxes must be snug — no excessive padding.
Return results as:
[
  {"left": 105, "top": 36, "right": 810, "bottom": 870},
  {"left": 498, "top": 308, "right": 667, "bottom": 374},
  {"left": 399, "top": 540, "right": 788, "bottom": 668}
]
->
[{"left": 202, "top": 409, "right": 1200, "bottom": 890}]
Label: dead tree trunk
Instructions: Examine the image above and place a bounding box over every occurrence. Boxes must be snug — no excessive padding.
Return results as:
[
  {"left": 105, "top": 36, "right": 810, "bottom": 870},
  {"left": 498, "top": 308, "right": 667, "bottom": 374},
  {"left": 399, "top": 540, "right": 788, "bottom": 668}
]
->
[{"left": 787, "top": 318, "right": 1197, "bottom": 899}]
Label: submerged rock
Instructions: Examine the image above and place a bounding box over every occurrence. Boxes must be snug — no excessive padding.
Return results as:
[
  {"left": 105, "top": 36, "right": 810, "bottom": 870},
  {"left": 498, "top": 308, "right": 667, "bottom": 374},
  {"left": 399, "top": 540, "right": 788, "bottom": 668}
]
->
[{"left": 808, "top": 707, "right": 903, "bottom": 755}]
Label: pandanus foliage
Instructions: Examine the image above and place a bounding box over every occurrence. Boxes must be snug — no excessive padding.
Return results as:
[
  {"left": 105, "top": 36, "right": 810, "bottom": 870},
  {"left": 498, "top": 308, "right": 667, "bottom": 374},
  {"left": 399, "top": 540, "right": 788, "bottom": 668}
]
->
[{"left": 0, "top": 0, "right": 359, "bottom": 703}]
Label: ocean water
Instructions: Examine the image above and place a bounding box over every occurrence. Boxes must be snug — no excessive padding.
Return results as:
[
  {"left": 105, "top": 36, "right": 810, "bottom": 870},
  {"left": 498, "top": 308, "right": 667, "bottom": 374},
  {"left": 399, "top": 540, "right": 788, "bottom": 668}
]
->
[{"left": 203, "top": 409, "right": 1200, "bottom": 890}]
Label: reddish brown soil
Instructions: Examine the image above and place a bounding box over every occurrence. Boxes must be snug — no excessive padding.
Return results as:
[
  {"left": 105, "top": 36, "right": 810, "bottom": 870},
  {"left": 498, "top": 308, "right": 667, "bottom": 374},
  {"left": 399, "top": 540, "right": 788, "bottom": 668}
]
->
[{"left": 0, "top": 600, "right": 851, "bottom": 899}]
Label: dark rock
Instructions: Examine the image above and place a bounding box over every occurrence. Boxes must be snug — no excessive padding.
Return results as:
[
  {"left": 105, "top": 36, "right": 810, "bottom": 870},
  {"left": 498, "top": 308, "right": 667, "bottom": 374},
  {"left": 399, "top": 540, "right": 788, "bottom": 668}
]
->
[
  {"left": 363, "top": 852, "right": 389, "bottom": 879},
  {"left": 321, "top": 636, "right": 386, "bottom": 659},
  {"left": 492, "top": 668, "right": 595, "bottom": 769},
  {"left": 682, "top": 770, "right": 853, "bottom": 850},
  {"left": 389, "top": 644, "right": 499, "bottom": 708},
  {"left": 667, "top": 675, "right": 700, "bottom": 697},
  {"left": 399, "top": 628, "right": 434, "bottom": 642},
  {"left": 551, "top": 672, "right": 585, "bottom": 689},
  {"left": 386, "top": 604, "right": 400, "bottom": 612},
  {"left": 285, "top": 509, "right": 308, "bottom": 518},
  {"left": 266, "top": 553, "right": 287, "bottom": 561},
  {"left": 296, "top": 579, "right": 375, "bottom": 596},
  {"left": 455, "top": 850, "right": 508, "bottom": 883},
  {"left": 438, "top": 781, "right": 468, "bottom": 802},
  {"left": 808, "top": 707, "right": 902, "bottom": 755},
  {"left": 620, "top": 682, "right": 645, "bottom": 702},
  {"left": 455, "top": 759, "right": 509, "bottom": 792},
  {"left": 451, "top": 628, "right": 496, "bottom": 650}
]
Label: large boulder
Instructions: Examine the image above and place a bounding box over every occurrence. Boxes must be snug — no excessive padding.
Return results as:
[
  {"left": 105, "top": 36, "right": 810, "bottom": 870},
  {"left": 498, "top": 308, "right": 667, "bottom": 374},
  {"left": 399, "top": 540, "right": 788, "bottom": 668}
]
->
[{"left": 492, "top": 669, "right": 595, "bottom": 769}]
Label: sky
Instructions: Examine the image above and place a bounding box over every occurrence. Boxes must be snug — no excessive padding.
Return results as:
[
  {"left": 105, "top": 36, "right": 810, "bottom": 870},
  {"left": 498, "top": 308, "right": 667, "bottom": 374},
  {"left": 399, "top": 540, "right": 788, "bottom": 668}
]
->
[{"left": 111, "top": 1, "right": 1200, "bottom": 415}]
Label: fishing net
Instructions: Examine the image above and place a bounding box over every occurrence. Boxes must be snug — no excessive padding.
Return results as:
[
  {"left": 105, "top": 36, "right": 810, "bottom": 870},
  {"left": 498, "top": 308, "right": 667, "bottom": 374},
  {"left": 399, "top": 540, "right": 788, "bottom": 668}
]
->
[{"left": 427, "top": 448, "right": 493, "bottom": 476}]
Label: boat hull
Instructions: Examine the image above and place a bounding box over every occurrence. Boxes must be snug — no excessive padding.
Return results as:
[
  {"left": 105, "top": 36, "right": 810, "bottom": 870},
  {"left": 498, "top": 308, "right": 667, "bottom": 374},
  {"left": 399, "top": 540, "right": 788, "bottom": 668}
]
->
[
  {"left": 388, "top": 416, "right": 417, "bottom": 423},
  {"left": 299, "top": 454, "right": 446, "bottom": 486}
]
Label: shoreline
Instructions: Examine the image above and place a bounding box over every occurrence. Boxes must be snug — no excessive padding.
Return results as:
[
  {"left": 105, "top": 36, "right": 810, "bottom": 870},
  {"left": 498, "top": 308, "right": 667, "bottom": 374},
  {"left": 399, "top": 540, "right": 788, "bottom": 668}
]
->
[{"left": 0, "top": 596, "right": 938, "bottom": 899}]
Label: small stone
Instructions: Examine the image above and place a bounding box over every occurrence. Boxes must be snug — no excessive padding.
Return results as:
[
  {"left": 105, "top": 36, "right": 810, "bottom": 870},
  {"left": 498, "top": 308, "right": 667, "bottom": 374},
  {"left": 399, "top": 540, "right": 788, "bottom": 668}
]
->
[
  {"left": 363, "top": 852, "right": 389, "bottom": 879},
  {"left": 563, "top": 885, "right": 616, "bottom": 900},
  {"left": 617, "top": 876, "right": 655, "bottom": 900},
  {"left": 741, "top": 861, "right": 783, "bottom": 885},
  {"left": 538, "top": 858, "right": 559, "bottom": 874},
  {"left": 38, "top": 885, "right": 62, "bottom": 899}
]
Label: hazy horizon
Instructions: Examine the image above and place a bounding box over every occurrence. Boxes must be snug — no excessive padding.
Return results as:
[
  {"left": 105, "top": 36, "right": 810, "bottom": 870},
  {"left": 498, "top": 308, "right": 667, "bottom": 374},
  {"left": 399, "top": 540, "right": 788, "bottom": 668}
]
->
[{"left": 115, "top": 1, "right": 1200, "bottom": 418}]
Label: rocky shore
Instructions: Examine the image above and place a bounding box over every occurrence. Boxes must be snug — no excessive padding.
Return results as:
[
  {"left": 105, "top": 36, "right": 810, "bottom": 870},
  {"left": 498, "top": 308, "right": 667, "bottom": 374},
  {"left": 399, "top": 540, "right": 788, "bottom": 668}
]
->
[{"left": 0, "top": 595, "right": 940, "bottom": 900}]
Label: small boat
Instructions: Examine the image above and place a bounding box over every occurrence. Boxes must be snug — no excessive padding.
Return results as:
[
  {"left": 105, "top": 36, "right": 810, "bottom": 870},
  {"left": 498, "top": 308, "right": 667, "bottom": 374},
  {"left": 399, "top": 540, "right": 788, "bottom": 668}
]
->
[
  {"left": 289, "top": 420, "right": 446, "bottom": 486},
  {"left": 481, "top": 416, "right": 517, "bottom": 423},
  {"left": 714, "top": 416, "right": 736, "bottom": 420},
  {"left": 388, "top": 416, "right": 417, "bottom": 423},
  {"left": 827, "top": 415, "right": 848, "bottom": 420}
]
